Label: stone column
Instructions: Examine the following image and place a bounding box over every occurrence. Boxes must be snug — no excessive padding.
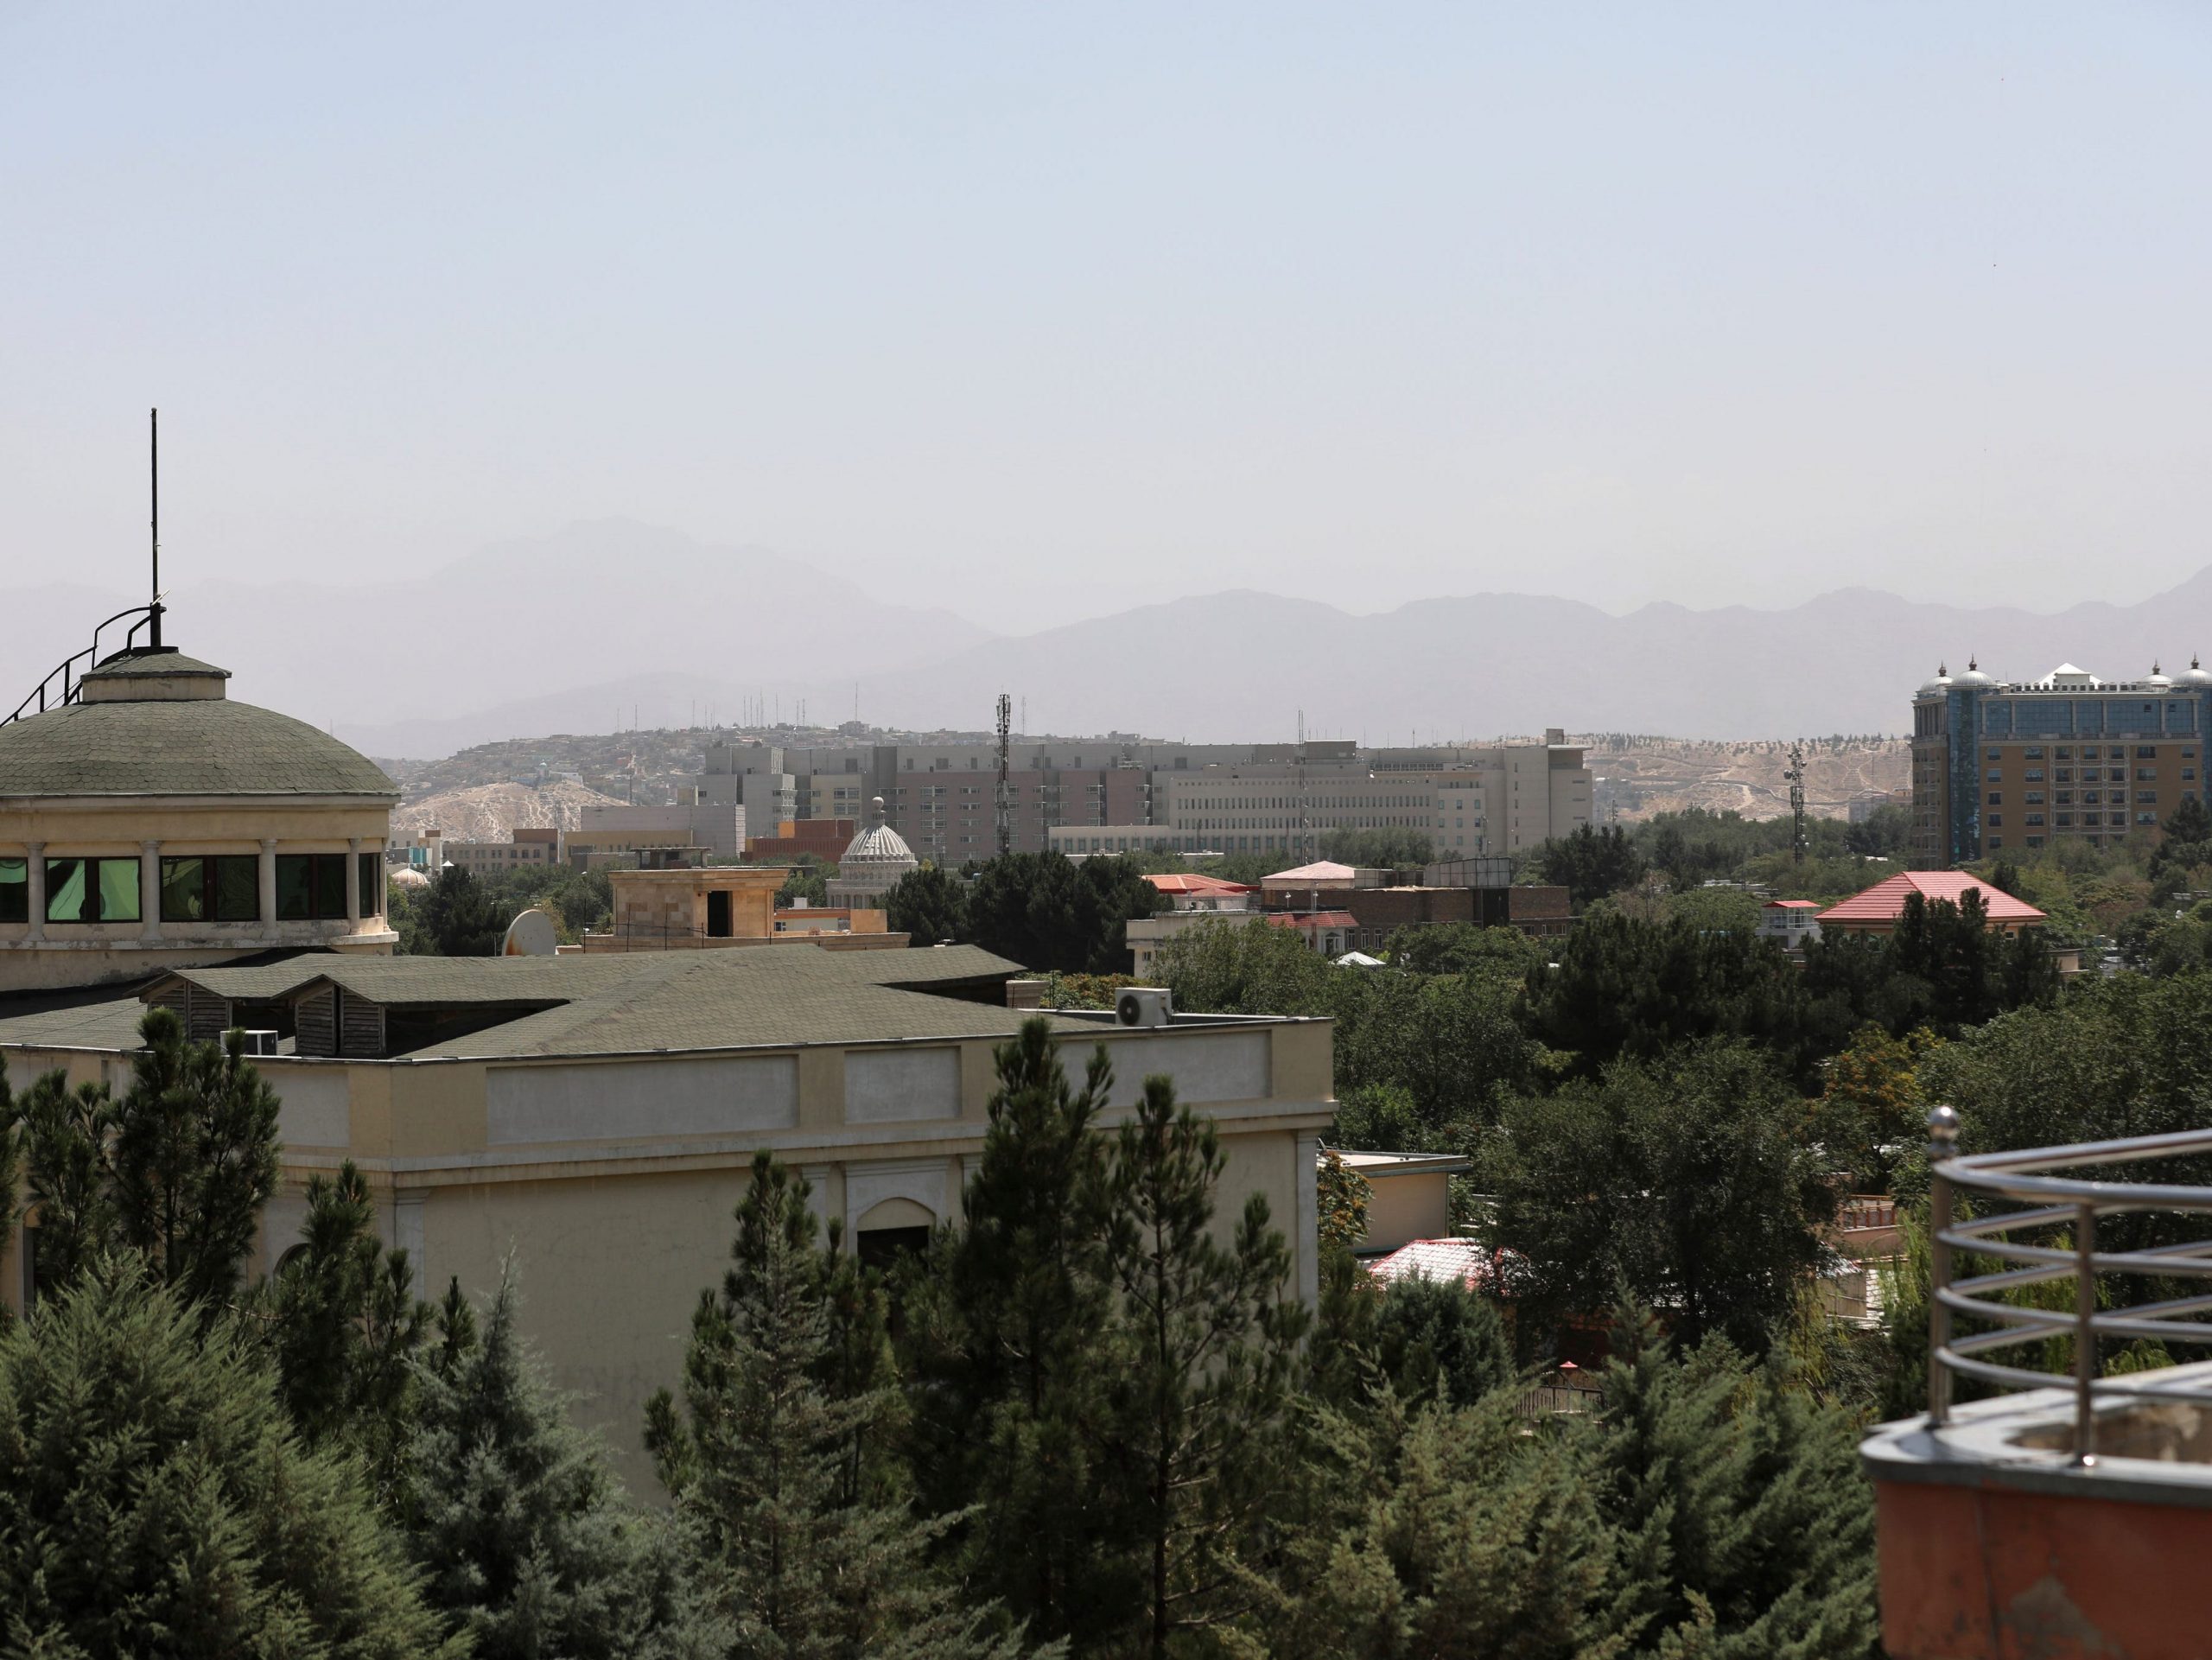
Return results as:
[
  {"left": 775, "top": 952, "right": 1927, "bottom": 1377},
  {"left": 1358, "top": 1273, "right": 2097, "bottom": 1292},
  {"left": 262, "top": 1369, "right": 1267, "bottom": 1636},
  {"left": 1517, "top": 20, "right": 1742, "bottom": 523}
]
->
[
  {"left": 258, "top": 839, "right": 278, "bottom": 926},
  {"left": 140, "top": 840, "right": 162, "bottom": 941},
  {"left": 24, "top": 843, "right": 43, "bottom": 942},
  {"left": 346, "top": 837, "right": 362, "bottom": 930}
]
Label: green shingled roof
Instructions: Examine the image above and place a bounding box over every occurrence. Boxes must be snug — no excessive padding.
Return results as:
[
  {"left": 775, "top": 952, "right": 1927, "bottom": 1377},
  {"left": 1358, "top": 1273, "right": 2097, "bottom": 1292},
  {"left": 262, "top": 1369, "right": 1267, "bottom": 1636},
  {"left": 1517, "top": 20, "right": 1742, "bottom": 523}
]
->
[
  {"left": 73, "top": 943, "right": 1073, "bottom": 1061},
  {"left": 0, "top": 697, "right": 397, "bottom": 798},
  {"left": 79, "top": 651, "right": 231, "bottom": 680}
]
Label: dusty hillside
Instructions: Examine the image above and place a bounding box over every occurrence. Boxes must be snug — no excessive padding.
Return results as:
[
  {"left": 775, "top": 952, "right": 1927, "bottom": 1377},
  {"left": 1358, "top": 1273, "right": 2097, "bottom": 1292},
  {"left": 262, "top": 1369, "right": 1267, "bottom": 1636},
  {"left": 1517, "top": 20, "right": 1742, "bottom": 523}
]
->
[
  {"left": 1582, "top": 735, "right": 1909, "bottom": 823},
  {"left": 391, "top": 779, "right": 626, "bottom": 843}
]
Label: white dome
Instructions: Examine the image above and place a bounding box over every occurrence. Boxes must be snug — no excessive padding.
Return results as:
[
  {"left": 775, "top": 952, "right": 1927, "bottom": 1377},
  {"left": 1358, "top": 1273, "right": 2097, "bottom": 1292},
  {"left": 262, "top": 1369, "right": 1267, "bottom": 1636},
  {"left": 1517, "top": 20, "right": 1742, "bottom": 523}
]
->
[
  {"left": 2145, "top": 660, "right": 2174, "bottom": 691},
  {"left": 1917, "top": 664, "right": 1954, "bottom": 697},
  {"left": 840, "top": 798, "right": 917, "bottom": 868},
  {"left": 390, "top": 866, "right": 432, "bottom": 890},
  {"left": 2176, "top": 656, "right": 2212, "bottom": 690},
  {"left": 1951, "top": 658, "right": 1999, "bottom": 690}
]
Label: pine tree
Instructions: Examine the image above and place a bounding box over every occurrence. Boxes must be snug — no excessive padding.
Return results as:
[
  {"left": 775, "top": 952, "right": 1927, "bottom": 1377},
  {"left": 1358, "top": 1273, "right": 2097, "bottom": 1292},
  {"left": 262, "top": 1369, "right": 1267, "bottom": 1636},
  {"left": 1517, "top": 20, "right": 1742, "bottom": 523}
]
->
[
  {"left": 1370, "top": 1272, "right": 1516, "bottom": 1409},
  {"left": 408, "top": 1263, "right": 716, "bottom": 1659},
  {"left": 1595, "top": 1298, "right": 1878, "bottom": 1657},
  {"left": 1249, "top": 1390, "right": 1651, "bottom": 1660},
  {"left": 109, "top": 1007, "right": 282, "bottom": 1308},
  {"left": 900, "top": 1019, "right": 1136, "bottom": 1643},
  {"left": 1101, "top": 1075, "right": 1308, "bottom": 1660},
  {"left": 0, "top": 1260, "right": 462, "bottom": 1657},
  {"left": 648, "top": 1153, "right": 1037, "bottom": 1660},
  {"left": 2, "top": 1008, "right": 279, "bottom": 1313},
  {"left": 271, "top": 1160, "right": 430, "bottom": 1498}
]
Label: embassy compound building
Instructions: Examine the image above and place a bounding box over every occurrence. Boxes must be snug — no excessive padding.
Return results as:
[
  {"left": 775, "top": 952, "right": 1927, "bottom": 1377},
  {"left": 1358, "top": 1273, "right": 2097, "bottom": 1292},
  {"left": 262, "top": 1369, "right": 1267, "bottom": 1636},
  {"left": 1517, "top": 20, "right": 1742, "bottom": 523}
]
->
[{"left": 1910, "top": 658, "right": 2212, "bottom": 865}]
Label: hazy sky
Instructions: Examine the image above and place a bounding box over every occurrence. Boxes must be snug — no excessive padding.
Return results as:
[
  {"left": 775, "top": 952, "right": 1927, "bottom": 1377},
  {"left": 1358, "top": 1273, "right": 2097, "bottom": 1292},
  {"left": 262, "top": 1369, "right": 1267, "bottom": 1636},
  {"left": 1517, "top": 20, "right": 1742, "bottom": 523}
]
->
[{"left": 4, "top": 4, "right": 2209, "bottom": 636}]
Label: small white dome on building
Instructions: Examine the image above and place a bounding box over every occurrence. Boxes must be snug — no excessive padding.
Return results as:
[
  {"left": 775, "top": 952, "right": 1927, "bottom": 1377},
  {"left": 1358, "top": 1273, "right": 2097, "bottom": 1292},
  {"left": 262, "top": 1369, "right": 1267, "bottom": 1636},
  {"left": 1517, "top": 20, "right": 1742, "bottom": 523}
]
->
[
  {"left": 2175, "top": 656, "right": 2212, "bottom": 690},
  {"left": 390, "top": 866, "right": 432, "bottom": 891},
  {"left": 1950, "top": 658, "right": 1999, "bottom": 691},
  {"left": 826, "top": 797, "right": 918, "bottom": 910},
  {"left": 1917, "top": 664, "right": 1954, "bottom": 697},
  {"left": 2145, "top": 660, "right": 2174, "bottom": 692}
]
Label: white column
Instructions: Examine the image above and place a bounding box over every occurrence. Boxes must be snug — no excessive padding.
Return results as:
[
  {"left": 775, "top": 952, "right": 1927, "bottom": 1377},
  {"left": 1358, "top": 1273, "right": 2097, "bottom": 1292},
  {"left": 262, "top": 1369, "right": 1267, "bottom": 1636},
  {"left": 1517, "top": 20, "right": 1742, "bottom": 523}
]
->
[
  {"left": 24, "top": 843, "right": 43, "bottom": 942},
  {"left": 345, "top": 837, "right": 362, "bottom": 930},
  {"left": 258, "top": 839, "right": 277, "bottom": 925},
  {"left": 1294, "top": 1131, "right": 1321, "bottom": 1308},
  {"left": 140, "top": 840, "right": 162, "bottom": 942}
]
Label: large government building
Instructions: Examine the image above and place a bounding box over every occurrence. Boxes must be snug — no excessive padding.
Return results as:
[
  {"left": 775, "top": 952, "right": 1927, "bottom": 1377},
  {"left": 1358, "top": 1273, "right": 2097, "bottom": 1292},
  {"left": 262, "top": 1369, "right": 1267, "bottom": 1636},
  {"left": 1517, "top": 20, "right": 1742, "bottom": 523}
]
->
[{"left": 1910, "top": 658, "right": 2210, "bottom": 864}]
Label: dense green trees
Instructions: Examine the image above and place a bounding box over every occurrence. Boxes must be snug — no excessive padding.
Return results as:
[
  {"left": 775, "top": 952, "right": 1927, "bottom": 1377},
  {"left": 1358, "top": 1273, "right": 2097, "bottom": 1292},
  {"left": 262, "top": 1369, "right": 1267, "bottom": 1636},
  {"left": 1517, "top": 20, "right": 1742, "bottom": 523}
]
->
[
  {"left": 0, "top": 1263, "right": 464, "bottom": 1658},
  {"left": 1537, "top": 824, "right": 1646, "bottom": 907},
  {"left": 884, "top": 854, "right": 1164, "bottom": 971},
  {"left": 1485, "top": 1043, "right": 1836, "bottom": 1354}
]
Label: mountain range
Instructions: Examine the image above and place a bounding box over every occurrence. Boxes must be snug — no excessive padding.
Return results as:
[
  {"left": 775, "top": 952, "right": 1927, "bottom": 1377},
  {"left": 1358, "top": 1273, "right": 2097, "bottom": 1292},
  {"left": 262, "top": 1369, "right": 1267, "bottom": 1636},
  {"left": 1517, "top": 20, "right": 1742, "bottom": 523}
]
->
[{"left": 4, "top": 519, "right": 2206, "bottom": 757}]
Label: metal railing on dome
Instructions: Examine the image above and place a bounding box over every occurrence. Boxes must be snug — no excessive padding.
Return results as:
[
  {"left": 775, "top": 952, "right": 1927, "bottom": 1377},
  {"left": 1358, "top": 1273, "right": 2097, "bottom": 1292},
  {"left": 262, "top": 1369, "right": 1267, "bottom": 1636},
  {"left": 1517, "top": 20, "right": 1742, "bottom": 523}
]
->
[
  {"left": 1928, "top": 1107, "right": 2212, "bottom": 1463},
  {"left": 3, "top": 603, "right": 164, "bottom": 726}
]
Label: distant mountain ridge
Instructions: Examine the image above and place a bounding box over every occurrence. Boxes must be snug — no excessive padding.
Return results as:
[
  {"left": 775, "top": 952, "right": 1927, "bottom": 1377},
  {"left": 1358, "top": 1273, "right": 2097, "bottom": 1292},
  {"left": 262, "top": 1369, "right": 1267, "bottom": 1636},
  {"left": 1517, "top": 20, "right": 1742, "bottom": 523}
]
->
[
  {"left": 842, "top": 573, "right": 2212, "bottom": 743},
  {"left": 8, "top": 518, "right": 2209, "bottom": 754}
]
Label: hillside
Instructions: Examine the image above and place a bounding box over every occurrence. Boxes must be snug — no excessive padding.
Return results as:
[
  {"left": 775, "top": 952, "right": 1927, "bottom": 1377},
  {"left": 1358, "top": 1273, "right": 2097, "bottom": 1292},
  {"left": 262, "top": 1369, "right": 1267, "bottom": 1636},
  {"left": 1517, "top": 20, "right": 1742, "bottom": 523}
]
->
[
  {"left": 1584, "top": 735, "right": 1909, "bottom": 823},
  {"left": 392, "top": 779, "right": 626, "bottom": 844}
]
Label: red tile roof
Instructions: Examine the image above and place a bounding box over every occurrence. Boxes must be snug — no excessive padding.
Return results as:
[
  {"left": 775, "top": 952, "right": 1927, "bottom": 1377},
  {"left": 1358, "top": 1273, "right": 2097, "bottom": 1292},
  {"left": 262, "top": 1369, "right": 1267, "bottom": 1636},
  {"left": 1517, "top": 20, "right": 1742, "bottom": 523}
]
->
[
  {"left": 1766, "top": 899, "right": 1821, "bottom": 910},
  {"left": 1369, "top": 1237, "right": 1492, "bottom": 1291},
  {"left": 1145, "top": 874, "right": 1255, "bottom": 896},
  {"left": 1262, "top": 861, "right": 1357, "bottom": 884},
  {"left": 1817, "top": 870, "right": 2046, "bottom": 926}
]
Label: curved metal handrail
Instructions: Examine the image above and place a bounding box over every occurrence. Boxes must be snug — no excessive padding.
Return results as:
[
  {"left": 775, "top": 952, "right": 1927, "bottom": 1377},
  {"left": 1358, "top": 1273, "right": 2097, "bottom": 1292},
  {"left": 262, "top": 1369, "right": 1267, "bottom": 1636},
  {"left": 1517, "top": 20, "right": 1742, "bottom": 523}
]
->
[
  {"left": 3, "top": 602, "right": 163, "bottom": 725},
  {"left": 1927, "top": 1108, "right": 2212, "bottom": 1464}
]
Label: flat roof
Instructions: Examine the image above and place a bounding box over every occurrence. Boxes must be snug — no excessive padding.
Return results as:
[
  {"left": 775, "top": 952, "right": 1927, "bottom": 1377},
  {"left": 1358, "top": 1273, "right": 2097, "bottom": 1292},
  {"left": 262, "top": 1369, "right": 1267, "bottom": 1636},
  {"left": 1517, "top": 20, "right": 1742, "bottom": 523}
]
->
[{"left": 0, "top": 945, "right": 1197, "bottom": 1062}]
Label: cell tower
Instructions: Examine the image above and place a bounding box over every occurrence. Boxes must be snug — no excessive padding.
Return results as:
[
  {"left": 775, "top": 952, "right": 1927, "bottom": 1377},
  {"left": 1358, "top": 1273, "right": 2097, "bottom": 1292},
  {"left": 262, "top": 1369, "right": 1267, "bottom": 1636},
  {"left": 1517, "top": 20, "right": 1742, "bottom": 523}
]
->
[
  {"left": 994, "top": 692, "right": 1014, "bottom": 860},
  {"left": 1785, "top": 741, "right": 1808, "bottom": 866}
]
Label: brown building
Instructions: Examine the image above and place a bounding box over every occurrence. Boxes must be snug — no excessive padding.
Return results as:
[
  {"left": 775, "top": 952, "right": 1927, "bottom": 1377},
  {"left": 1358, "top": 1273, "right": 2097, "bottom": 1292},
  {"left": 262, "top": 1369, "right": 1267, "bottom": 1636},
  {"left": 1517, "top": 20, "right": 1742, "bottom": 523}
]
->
[{"left": 1911, "top": 658, "right": 2209, "bottom": 864}]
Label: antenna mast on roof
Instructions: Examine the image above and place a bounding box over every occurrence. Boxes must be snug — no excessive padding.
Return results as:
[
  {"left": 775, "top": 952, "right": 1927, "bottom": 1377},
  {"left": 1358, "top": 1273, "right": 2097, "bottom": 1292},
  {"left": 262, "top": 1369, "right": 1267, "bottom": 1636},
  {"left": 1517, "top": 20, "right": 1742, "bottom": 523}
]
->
[
  {"left": 149, "top": 408, "right": 163, "bottom": 649},
  {"left": 994, "top": 692, "right": 1014, "bottom": 860}
]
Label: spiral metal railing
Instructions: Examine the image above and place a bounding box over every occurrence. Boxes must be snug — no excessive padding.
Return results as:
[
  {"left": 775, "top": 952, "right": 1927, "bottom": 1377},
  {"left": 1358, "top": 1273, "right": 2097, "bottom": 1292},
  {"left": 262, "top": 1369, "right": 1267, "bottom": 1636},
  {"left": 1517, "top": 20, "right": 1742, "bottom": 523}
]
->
[
  {"left": 1929, "top": 1107, "right": 2212, "bottom": 1465},
  {"left": 3, "top": 602, "right": 163, "bottom": 725}
]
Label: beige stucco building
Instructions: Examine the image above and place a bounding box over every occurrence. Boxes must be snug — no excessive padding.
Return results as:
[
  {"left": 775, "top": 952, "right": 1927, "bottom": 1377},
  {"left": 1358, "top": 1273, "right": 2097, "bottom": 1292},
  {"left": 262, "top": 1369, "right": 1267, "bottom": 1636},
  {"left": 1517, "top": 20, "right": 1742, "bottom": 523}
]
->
[
  {"left": 0, "top": 945, "right": 1333, "bottom": 1494},
  {"left": 0, "top": 648, "right": 397, "bottom": 992}
]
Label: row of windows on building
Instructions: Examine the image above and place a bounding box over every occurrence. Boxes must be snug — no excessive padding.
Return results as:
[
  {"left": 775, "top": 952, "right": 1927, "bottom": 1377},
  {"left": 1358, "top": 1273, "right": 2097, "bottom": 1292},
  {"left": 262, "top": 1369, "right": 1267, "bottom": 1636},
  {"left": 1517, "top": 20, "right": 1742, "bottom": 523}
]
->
[
  {"left": 1986, "top": 745, "right": 2194, "bottom": 761},
  {"left": 0, "top": 852, "right": 379, "bottom": 925},
  {"left": 1991, "top": 791, "right": 2181, "bottom": 806},
  {"left": 1989, "top": 811, "right": 2165, "bottom": 831}
]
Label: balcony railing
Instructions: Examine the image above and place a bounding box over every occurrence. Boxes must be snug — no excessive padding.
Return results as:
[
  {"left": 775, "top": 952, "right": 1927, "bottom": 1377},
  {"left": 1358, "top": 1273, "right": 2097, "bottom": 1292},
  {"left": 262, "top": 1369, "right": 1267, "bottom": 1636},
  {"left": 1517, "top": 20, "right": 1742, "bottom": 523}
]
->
[{"left": 1929, "top": 1108, "right": 2212, "bottom": 1462}]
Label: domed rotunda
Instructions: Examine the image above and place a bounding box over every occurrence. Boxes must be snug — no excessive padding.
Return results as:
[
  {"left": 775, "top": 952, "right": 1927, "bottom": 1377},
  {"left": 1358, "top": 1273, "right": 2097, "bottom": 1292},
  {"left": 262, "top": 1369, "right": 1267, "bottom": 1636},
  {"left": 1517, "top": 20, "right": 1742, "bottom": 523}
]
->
[
  {"left": 0, "top": 646, "right": 399, "bottom": 992},
  {"left": 825, "top": 797, "right": 919, "bottom": 910}
]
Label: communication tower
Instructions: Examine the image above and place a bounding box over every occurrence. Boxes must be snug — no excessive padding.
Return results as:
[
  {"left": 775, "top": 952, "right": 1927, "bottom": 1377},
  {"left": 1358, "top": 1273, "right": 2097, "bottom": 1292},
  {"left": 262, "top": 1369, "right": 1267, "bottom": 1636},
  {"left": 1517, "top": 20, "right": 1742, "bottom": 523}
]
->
[
  {"left": 995, "top": 692, "right": 1014, "bottom": 859},
  {"left": 1785, "top": 741, "right": 1808, "bottom": 866}
]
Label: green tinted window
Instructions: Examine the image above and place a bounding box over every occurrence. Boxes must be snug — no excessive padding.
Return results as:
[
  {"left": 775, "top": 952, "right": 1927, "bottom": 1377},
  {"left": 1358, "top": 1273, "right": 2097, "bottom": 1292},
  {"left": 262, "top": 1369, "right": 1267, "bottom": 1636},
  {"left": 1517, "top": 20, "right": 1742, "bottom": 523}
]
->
[
  {"left": 276, "top": 855, "right": 314, "bottom": 919},
  {"left": 161, "top": 857, "right": 207, "bottom": 921},
  {"left": 0, "top": 858, "right": 25, "bottom": 925},
  {"left": 215, "top": 856, "right": 259, "bottom": 921},
  {"left": 45, "top": 859, "right": 88, "bottom": 923},
  {"left": 316, "top": 855, "right": 346, "bottom": 919},
  {"left": 99, "top": 860, "right": 140, "bottom": 923}
]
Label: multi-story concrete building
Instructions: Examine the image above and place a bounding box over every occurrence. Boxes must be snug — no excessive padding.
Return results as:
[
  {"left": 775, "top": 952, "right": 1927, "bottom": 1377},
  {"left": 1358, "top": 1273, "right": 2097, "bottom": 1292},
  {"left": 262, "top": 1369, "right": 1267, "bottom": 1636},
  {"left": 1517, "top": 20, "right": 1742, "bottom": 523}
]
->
[
  {"left": 439, "top": 826, "right": 562, "bottom": 875},
  {"left": 1046, "top": 737, "right": 1592, "bottom": 862},
  {"left": 1910, "top": 659, "right": 2212, "bottom": 864},
  {"left": 712, "top": 733, "right": 1590, "bottom": 866}
]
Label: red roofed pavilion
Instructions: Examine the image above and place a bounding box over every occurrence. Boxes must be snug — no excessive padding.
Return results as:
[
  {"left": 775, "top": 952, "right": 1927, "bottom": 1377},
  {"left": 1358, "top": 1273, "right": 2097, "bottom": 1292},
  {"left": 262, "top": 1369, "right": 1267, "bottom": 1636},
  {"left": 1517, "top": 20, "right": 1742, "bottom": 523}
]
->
[{"left": 1817, "top": 870, "right": 2046, "bottom": 937}]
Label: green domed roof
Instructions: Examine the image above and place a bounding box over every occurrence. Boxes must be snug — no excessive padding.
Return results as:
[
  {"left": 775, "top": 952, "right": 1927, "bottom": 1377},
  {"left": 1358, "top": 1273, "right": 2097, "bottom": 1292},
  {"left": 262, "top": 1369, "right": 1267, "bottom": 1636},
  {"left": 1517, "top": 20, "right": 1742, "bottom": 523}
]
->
[{"left": 0, "top": 694, "right": 395, "bottom": 799}]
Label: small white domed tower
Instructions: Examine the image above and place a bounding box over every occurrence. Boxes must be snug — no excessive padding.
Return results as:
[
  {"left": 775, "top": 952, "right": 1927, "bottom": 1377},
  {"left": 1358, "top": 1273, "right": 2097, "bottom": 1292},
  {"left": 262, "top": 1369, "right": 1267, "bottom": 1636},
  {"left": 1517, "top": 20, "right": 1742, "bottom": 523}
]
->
[
  {"left": 825, "top": 797, "right": 918, "bottom": 910},
  {"left": 2175, "top": 656, "right": 2212, "bottom": 690}
]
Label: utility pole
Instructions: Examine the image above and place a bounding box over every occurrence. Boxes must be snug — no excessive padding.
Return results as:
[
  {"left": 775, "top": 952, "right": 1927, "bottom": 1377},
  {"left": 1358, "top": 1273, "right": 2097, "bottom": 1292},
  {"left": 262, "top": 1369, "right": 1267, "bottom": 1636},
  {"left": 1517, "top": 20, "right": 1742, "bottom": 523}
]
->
[
  {"left": 995, "top": 692, "right": 1014, "bottom": 859},
  {"left": 1786, "top": 741, "right": 1808, "bottom": 865}
]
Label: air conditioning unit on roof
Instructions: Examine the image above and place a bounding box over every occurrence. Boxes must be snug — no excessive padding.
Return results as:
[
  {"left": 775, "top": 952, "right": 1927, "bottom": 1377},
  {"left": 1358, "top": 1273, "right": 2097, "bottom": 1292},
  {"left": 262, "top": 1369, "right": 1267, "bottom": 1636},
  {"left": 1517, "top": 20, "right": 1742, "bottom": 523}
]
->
[{"left": 1116, "top": 988, "right": 1173, "bottom": 1028}]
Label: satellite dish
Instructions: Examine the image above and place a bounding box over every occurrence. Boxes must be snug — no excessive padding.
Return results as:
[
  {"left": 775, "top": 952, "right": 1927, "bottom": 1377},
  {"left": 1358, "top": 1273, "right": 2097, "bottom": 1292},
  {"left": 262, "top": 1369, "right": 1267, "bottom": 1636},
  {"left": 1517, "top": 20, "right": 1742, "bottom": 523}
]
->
[{"left": 502, "top": 907, "right": 561, "bottom": 957}]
